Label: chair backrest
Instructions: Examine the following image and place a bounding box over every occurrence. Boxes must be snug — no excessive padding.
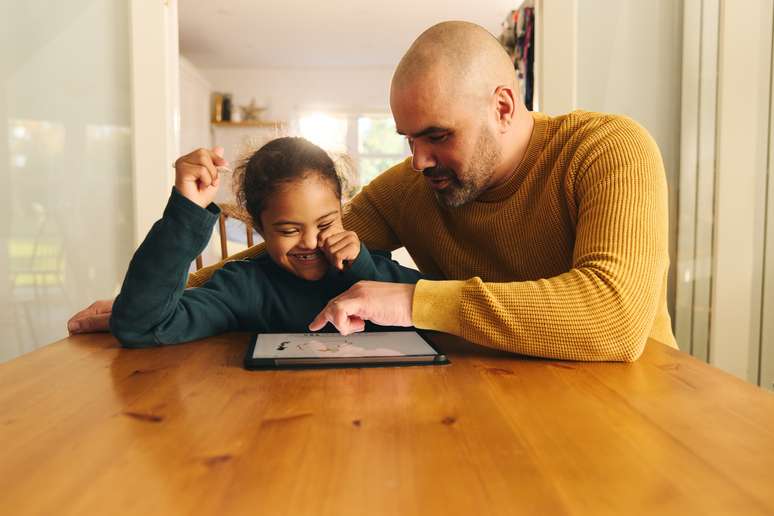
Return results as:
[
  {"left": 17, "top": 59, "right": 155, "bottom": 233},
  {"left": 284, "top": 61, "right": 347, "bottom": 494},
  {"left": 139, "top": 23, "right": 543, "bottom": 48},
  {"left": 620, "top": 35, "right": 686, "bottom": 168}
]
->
[{"left": 195, "top": 203, "right": 256, "bottom": 270}]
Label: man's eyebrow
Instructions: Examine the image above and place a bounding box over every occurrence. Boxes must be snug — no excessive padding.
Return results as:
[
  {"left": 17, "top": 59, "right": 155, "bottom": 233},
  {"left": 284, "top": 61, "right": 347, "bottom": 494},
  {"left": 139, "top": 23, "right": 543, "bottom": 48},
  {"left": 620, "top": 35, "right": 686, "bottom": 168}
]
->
[
  {"left": 396, "top": 126, "right": 450, "bottom": 138},
  {"left": 271, "top": 210, "right": 338, "bottom": 226}
]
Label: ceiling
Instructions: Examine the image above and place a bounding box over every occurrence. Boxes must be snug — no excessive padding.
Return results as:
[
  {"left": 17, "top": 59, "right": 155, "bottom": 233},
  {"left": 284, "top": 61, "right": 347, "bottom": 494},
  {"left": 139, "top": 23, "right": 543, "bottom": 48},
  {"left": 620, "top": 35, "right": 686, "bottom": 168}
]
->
[{"left": 179, "top": 0, "right": 518, "bottom": 69}]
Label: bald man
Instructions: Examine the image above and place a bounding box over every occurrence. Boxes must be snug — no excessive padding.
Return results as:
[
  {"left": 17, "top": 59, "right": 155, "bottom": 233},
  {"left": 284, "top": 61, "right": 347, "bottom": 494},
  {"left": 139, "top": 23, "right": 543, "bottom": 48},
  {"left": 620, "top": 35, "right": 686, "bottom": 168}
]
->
[{"left": 69, "top": 21, "right": 676, "bottom": 361}]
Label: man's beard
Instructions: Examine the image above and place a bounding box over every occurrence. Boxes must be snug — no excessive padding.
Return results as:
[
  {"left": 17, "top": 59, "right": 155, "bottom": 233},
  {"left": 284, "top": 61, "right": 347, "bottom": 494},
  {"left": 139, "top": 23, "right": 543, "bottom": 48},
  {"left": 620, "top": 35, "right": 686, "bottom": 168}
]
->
[{"left": 424, "top": 127, "right": 501, "bottom": 208}]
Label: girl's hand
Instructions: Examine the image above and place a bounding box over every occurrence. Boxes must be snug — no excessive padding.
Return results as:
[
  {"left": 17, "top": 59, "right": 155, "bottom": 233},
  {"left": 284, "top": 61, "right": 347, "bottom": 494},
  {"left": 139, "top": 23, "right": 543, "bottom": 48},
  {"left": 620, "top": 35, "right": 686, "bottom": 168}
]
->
[
  {"left": 174, "top": 146, "right": 229, "bottom": 208},
  {"left": 318, "top": 226, "right": 360, "bottom": 271}
]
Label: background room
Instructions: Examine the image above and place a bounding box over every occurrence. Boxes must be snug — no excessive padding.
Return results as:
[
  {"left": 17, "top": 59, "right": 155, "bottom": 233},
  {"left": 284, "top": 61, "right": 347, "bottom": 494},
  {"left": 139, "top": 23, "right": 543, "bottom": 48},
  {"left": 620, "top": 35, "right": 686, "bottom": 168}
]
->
[
  {"left": 2, "top": 0, "right": 773, "bottom": 392},
  {"left": 175, "top": 1, "right": 528, "bottom": 267}
]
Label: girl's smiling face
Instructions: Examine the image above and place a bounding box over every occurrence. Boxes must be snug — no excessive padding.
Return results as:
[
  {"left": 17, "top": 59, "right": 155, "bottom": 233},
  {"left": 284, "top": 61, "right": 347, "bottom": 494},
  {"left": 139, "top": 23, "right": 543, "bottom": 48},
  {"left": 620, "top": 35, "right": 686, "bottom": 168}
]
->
[{"left": 258, "top": 172, "right": 343, "bottom": 281}]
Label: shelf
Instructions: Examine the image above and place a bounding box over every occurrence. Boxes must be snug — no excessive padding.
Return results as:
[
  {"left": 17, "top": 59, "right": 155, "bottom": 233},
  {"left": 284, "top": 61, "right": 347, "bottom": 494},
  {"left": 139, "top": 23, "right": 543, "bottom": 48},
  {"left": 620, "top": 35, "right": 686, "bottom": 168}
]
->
[{"left": 211, "top": 120, "right": 285, "bottom": 128}]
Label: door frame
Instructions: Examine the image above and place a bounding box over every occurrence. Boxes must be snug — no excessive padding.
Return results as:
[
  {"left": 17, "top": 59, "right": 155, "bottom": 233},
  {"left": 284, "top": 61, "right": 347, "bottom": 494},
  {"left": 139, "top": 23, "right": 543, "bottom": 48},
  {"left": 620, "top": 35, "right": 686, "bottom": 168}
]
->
[{"left": 129, "top": 0, "right": 180, "bottom": 247}]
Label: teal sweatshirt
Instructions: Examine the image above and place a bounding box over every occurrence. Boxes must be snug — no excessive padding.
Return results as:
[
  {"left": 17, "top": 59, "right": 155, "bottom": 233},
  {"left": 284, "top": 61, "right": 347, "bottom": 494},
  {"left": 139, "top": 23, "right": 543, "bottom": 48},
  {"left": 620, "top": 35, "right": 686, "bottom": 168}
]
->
[{"left": 110, "top": 188, "right": 424, "bottom": 348}]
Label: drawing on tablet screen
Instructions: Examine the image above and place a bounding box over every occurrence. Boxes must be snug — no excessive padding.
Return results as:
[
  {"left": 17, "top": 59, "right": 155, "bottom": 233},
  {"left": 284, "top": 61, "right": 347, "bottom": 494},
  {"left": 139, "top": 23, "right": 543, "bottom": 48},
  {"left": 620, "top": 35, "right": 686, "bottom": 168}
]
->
[{"left": 296, "top": 337, "right": 403, "bottom": 357}]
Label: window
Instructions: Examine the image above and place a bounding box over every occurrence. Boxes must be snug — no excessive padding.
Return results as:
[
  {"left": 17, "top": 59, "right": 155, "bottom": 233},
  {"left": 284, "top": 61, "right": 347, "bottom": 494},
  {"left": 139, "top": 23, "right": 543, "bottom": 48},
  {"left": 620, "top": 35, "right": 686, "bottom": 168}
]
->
[
  {"left": 357, "top": 115, "right": 409, "bottom": 184},
  {"left": 298, "top": 112, "right": 409, "bottom": 195},
  {"left": 298, "top": 113, "right": 349, "bottom": 153}
]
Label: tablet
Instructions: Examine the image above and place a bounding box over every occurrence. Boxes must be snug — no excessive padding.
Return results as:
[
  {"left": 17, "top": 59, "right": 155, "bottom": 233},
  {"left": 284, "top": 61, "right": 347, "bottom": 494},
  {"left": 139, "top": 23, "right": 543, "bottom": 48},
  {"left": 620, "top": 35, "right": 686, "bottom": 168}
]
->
[{"left": 243, "top": 331, "right": 449, "bottom": 370}]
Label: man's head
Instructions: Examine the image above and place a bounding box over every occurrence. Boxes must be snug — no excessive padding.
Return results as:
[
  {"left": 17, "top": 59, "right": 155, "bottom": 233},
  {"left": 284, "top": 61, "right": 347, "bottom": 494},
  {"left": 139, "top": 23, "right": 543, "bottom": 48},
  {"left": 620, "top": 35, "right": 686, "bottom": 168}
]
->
[{"left": 390, "top": 21, "right": 532, "bottom": 207}]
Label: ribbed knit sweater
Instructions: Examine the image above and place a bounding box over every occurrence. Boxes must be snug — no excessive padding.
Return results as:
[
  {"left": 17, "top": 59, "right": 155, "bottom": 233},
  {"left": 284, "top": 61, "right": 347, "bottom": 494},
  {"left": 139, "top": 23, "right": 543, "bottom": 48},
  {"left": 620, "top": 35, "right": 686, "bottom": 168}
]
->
[{"left": 190, "top": 111, "right": 676, "bottom": 361}]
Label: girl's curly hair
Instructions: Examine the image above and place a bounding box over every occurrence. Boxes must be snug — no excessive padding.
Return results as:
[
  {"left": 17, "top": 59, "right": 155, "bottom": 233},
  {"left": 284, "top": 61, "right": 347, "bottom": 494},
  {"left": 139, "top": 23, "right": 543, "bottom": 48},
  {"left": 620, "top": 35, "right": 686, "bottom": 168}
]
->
[{"left": 232, "top": 137, "right": 343, "bottom": 229}]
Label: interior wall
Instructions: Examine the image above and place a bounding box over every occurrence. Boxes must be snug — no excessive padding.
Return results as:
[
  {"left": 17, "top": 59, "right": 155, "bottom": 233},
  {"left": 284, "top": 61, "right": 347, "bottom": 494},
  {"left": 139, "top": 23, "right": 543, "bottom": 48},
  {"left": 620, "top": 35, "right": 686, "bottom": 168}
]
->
[
  {"left": 576, "top": 0, "right": 684, "bottom": 323},
  {"left": 179, "top": 56, "right": 212, "bottom": 153},
  {"left": 198, "top": 67, "right": 395, "bottom": 125}
]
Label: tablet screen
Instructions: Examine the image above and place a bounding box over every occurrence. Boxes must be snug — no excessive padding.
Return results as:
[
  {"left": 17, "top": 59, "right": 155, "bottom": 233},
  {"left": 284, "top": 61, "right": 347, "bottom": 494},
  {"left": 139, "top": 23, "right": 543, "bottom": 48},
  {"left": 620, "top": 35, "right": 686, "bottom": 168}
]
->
[{"left": 251, "top": 331, "right": 439, "bottom": 359}]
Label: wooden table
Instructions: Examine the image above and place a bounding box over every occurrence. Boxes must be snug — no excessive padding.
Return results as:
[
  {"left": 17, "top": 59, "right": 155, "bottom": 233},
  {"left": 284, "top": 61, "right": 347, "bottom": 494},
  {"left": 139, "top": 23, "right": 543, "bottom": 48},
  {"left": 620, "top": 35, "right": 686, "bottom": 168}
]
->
[{"left": 2, "top": 333, "right": 774, "bottom": 516}]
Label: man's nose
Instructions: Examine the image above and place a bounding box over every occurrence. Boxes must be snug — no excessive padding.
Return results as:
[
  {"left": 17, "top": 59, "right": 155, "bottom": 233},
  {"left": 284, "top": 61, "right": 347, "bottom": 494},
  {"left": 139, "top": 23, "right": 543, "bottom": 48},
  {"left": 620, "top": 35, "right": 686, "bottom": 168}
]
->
[{"left": 411, "top": 140, "right": 436, "bottom": 172}]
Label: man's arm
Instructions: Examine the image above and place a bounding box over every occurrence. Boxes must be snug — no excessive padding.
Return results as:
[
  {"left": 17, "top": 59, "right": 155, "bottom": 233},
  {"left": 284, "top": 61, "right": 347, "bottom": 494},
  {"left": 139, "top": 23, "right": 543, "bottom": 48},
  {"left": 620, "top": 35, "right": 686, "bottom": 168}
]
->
[
  {"left": 419, "top": 123, "right": 670, "bottom": 362},
  {"left": 311, "top": 124, "right": 670, "bottom": 362},
  {"left": 67, "top": 299, "right": 113, "bottom": 334}
]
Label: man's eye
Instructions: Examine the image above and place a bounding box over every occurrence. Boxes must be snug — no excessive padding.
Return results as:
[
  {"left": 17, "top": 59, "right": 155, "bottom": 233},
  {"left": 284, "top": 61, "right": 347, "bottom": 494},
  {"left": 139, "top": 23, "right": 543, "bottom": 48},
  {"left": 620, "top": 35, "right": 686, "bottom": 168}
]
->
[
  {"left": 428, "top": 134, "right": 449, "bottom": 143},
  {"left": 319, "top": 222, "right": 334, "bottom": 230},
  {"left": 279, "top": 229, "right": 297, "bottom": 236}
]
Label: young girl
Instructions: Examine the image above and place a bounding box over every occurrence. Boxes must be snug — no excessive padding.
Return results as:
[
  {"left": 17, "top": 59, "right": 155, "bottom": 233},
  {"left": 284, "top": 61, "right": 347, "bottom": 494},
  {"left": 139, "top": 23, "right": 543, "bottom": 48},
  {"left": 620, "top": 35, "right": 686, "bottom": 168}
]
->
[{"left": 110, "top": 137, "right": 423, "bottom": 347}]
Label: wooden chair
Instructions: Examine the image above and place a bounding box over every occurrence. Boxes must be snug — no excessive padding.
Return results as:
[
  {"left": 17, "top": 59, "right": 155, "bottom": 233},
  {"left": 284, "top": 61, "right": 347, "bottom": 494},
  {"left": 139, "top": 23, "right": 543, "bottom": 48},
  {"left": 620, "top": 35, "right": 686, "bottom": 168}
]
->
[{"left": 195, "top": 203, "right": 257, "bottom": 270}]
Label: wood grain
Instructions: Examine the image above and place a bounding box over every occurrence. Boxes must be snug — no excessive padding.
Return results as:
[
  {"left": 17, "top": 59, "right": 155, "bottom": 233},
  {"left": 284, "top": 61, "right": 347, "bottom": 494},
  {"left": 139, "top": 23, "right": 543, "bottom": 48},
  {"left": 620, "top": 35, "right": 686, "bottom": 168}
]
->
[{"left": 1, "top": 333, "right": 773, "bottom": 516}]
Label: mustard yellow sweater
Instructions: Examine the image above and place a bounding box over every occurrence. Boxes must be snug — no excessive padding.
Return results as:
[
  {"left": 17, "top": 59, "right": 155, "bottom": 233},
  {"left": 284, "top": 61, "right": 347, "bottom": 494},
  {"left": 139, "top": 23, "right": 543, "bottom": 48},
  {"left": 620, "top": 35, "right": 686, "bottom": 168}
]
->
[{"left": 190, "top": 111, "right": 676, "bottom": 362}]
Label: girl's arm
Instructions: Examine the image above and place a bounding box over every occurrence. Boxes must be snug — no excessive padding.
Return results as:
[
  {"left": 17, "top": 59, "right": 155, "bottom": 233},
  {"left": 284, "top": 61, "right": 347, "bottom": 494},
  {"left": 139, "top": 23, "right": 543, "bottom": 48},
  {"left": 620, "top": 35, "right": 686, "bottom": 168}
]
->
[
  {"left": 110, "top": 188, "right": 261, "bottom": 348},
  {"left": 332, "top": 242, "right": 425, "bottom": 285},
  {"left": 318, "top": 225, "right": 425, "bottom": 286}
]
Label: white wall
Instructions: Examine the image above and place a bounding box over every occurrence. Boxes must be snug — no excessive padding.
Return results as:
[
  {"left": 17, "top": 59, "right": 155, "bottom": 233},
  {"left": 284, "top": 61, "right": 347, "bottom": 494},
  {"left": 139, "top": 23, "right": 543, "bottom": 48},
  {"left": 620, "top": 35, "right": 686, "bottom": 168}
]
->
[
  {"left": 200, "top": 67, "right": 395, "bottom": 126},
  {"left": 576, "top": 0, "right": 683, "bottom": 323},
  {"left": 179, "top": 56, "right": 212, "bottom": 153},
  {"left": 535, "top": 0, "right": 577, "bottom": 114}
]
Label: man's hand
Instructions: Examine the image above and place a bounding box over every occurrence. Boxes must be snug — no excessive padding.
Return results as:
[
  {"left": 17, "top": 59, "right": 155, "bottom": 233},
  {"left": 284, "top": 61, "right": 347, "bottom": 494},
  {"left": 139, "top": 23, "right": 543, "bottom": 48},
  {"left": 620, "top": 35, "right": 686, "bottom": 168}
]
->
[
  {"left": 174, "top": 146, "right": 228, "bottom": 208},
  {"left": 309, "top": 281, "right": 415, "bottom": 335},
  {"left": 67, "top": 299, "right": 114, "bottom": 334},
  {"left": 318, "top": 225, "right": 360, "bottom": 270}
]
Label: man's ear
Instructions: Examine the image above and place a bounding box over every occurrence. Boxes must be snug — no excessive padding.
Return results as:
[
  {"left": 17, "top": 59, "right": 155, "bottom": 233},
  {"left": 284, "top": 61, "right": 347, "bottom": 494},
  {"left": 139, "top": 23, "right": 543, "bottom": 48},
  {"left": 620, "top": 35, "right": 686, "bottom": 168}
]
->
[{"left": 493, "top": 85, "right": 516, "bottom": 132}]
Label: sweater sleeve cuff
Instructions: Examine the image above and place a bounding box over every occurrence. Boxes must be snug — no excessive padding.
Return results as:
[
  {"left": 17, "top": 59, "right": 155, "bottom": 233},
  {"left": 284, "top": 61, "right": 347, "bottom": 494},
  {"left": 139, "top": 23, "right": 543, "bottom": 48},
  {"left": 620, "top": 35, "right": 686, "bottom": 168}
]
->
[
  {"left": 165, "top": 187, "right": 220, "bottom": 234},
  {"left": 335, "top": 242, "right": 376, "bottom": 282},
  {"left": 164, "top": 186, "right": 220, "bottom": 228},
  {"left": 412, "top": 279, "right": 465, "bottom": 335}
]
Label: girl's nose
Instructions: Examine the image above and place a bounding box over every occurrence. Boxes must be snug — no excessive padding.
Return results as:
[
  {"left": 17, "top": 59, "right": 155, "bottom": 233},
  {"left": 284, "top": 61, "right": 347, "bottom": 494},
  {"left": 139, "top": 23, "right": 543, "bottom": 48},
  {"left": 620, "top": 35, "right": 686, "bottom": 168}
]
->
[{"left": 301, "top": 230, "right": 318, "bottom": 250}]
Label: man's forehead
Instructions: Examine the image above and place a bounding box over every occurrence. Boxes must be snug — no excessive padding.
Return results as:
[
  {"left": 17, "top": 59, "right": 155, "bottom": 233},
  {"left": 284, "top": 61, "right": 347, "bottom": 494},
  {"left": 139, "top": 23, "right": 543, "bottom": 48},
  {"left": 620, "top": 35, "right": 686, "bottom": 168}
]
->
[
  {"left": 393, "top": 115, "right": 455, "bottom": 137},
  {"left": 392, "top": 105, "right": 461, "bottom": 138},
  {"left": 392, "top": 91, "right": 458, "bottom": 135}
]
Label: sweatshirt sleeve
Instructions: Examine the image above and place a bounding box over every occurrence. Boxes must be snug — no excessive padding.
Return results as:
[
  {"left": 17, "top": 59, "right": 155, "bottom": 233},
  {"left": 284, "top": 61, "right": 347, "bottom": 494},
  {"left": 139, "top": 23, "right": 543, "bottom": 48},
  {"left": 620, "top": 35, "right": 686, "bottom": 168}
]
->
[
  {"left": 333, "top": 242, "right": 425, "bottom": 285},
  {"left": 412, "top": 119, "right": 669, "bottom": 362},
  {"left": 110, "top": 188, "right": 260, "bottom": 348}
]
